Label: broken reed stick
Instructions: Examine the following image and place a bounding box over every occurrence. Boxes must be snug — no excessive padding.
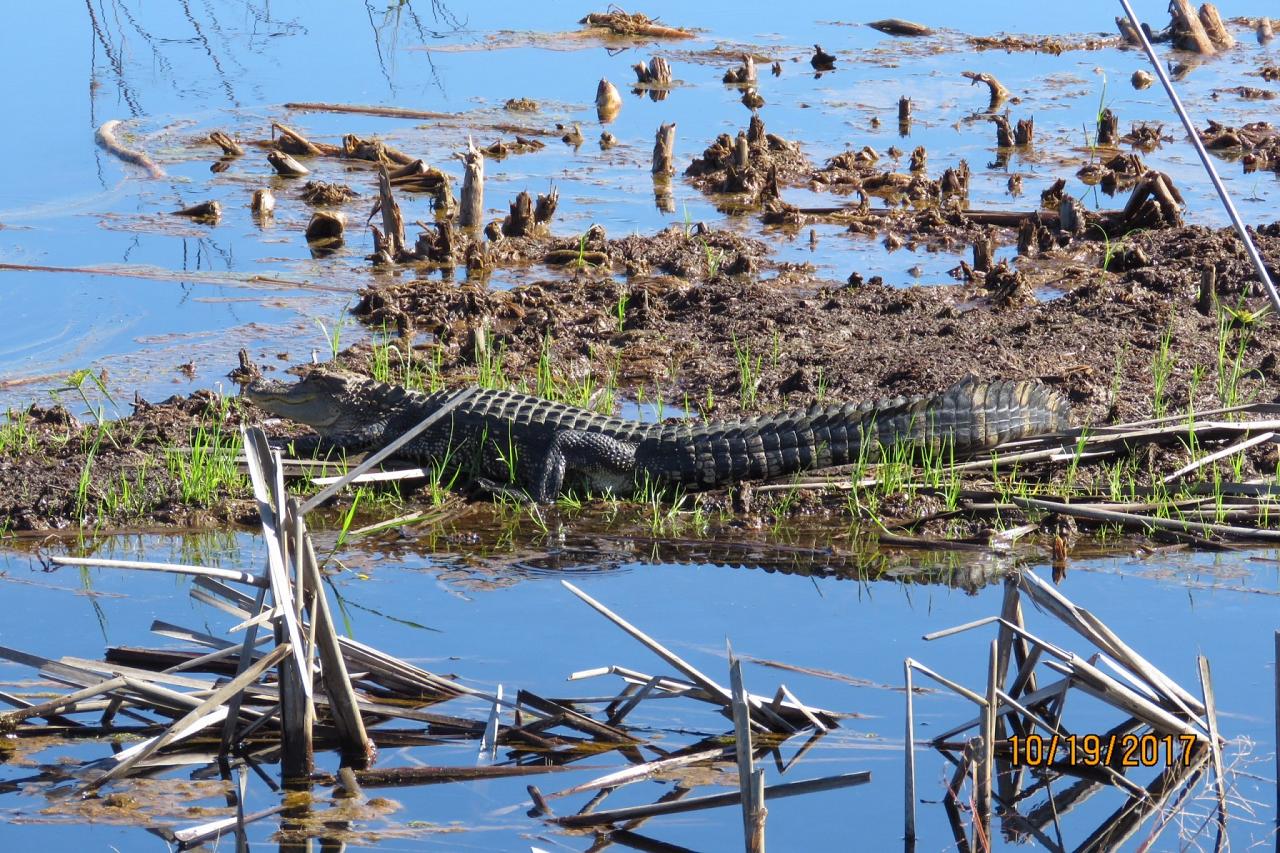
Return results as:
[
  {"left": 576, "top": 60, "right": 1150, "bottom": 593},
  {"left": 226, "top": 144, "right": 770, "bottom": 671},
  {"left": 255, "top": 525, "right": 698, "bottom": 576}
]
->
[
  {"left": 283, "top": 101, "right": 453, "bottom": 119},
  {"left": 299, "top": 511, "right": 373, "bottom": 765},
  {"left": 44, "top": 556, "right": 268, "bottom": 588},
  {"left": 241, "top": 430, "right": 310, "bottom": 697},
  {"left": 730, "top": 649, "right": 766, "bottom": 853},
  {"left": 0, "top": 676, "right": 127, "bottom": 728},
  {"left": 978, "top": 640, "right": 996, "bottom": 836},
  {"left": 561, "top": 582, "right": 787, "bottom": 731},
  {"left": 1009, "top": 494, "right": 1280, "bottom": 542},
  {"left": 297, "top": 386, "right": 477, "bottom": 514},
  {"left": 1019, "top": 569, "right": 1207, "bottom": 717},
  {"left": 84, "top": 643, "right": 292, "bottom": 792},
  {"left": 376, "top": 165, "right": 406, "bottom": 258},
  {"left": 550, "top": 748, "right": 728, "bottom": 799},
  {"left": 459, "top": 138, "right": 485, "bottom": 229},
  {"left": 1161, "top": 431, "right": 1275, "bottom": 483},
  {"left": 1196, "top": 656, "right": 1228, "bottom": 845},
  {"left": 904, "top": 661, "right": 916, "bottom": 843},
  {"left": 1168, "top": 0, "right": 1217, "bottom": 53},
  {"left": 551, "top": 772, "right": 871, "bottom": 828}
]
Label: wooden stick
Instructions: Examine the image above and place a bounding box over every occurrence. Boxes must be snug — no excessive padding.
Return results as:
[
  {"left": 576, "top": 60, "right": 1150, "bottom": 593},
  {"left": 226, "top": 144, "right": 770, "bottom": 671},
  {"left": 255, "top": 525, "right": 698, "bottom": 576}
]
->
[
  {"left": 284, "top": 101, "right": 453, "bottom": 119},
  {"left": 730, "top": 649, "right": 765, "bottom": 852},
  {"left": 977, "top": 641, "right": 996, "bottom": 835},
  {"left": 1167, "top": 0, "right": 1215, "bottom": 52},
  {"left": 85, "top": 644, "right": 291, "bottom": 791},
  {"left": 242, "top": 429, "right": 310, "bottom": 694},
  {"left": 45, "top": 556, "right": 268, "bottom": 588},
  {"left": 95, "top": 120, "right": 165, "bottom": 178},
  {"left": 1162, "top": 431, "right": 1274, "bottom": 483},
  {"left": 376, "top": 165, "right": 406, "bottom": 258},
  {"left": 904, "top": 660, "right": 916, "bottom": 843},
  {"left": 1197, "top": 656, "right": 1228, "bottom": 846},
  {"left": 562, "top": 582, "right": 780, "bottom": 730},
  {"left": 299, "top": 502, "right": 373, "bottom": 765},
  {"left": 298, "top": 387, "right": 476, "bottom": 514},
  {"left": 271, "top": 122, "right": 322, "bottom": 157},
  {"left": 551, "top": 772, "right": 871, "bottom": 828},
  {"left": 550, "top": 748, "right": 727, "bottom": 799}
]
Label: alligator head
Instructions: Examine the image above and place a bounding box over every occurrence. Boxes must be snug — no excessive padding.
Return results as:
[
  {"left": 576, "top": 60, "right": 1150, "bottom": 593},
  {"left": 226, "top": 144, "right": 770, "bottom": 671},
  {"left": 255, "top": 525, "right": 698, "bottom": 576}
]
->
[{"left": 242, "top": 371, "right": 406, "bottom": 443}]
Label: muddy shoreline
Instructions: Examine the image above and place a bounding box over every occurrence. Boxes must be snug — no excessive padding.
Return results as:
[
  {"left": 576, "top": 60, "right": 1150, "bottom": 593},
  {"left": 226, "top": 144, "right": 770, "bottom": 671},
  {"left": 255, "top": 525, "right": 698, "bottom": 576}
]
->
[{"left": 4, "top": 214, "right": 1278, "bottom": 536}]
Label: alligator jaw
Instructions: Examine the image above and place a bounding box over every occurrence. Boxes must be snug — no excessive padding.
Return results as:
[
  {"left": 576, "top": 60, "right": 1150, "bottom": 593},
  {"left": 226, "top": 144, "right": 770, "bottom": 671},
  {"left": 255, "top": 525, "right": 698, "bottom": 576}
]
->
[{"left": 242, "top": 377, "right": 344, "bottom": 430}]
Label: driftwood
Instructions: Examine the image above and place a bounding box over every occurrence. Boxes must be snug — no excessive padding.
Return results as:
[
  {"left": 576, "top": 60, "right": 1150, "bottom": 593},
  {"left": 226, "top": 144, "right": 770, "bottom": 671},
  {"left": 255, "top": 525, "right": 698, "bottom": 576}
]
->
[
  {"left": 208, "top": 131, "right": 243, "bottom": 157},
  {"left": 283, "top": 101, "right": 452, "bottom": 120},
  {"left": 341, "top": 133, "right": 414, "bottom": 166},
  {"left": 1097, "top": 108, "right": 1119, "bottom": 145},
  {"left": 1015, "top": 117, "right": 1034, "bottom": 145},
  {"left": 868, "top": 18, "right": 932, "bottom": 37},
  {"left": 962, "top": 71, "right": 1010, "bottom": 109},
  {"left": 271, "top": 121, "right": 322, "bottom": 157},
  {"left": 266, "top": 149, "right": 309, "bottom": 177},
  {"left": 633, "top": 56, "right": 672, "bottom": 86},
  {"left": 579, "top": 10, "right": 692, "bottom": 39},
  {"left": 459, "top": 138, "right": 484, "bottom": 229},
  {"left": 373, "top": 165, "right": 405, "bottom": 259},
  {"left": 95, "top": 120, "right": 165, "bottom": 178},
  {"left": 501, "top": 191, "right": 535, "bottom": 237},
  {"left": 173, "top": 201, "right": 221, "bottom": 221}
]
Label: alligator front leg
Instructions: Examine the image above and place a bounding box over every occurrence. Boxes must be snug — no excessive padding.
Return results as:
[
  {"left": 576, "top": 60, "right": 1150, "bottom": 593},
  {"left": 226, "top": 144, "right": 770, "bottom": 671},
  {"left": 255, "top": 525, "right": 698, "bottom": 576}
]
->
[{"left": 530, "top": 430, "right": 639, "bottom": 502}]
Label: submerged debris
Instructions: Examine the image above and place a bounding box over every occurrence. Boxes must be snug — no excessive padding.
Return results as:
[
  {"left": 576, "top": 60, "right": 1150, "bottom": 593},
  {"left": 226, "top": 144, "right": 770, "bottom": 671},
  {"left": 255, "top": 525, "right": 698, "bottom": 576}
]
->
[{"left": 579, "top": 9, "right": 692, "bottom": 39}]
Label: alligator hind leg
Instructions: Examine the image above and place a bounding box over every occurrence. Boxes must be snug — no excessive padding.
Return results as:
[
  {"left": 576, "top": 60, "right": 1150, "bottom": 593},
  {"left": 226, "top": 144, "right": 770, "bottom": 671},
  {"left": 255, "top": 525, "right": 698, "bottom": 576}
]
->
[{"left": 530, "top": 430, "right": 639, "bottom": 503}]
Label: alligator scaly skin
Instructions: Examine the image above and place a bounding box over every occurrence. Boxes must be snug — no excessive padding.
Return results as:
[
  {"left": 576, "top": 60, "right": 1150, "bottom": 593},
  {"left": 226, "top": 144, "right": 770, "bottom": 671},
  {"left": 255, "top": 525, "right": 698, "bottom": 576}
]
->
[{"left": 244, "top": 373, "right": 1071, "bottom": 501}]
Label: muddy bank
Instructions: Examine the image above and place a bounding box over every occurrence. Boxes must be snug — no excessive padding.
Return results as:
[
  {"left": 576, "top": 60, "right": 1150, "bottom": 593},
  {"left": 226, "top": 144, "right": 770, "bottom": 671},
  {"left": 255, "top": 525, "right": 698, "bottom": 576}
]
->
[
  {"left": 4, "top": 219, "right": 1279, "bottom": 533},
  {"left": 355, "top": 220, "right": 1280, "bottom": 425}
]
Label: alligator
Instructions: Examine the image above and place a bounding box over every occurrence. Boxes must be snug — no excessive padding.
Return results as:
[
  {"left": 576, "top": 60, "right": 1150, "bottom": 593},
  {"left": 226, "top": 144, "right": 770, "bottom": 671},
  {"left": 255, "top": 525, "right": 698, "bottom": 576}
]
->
[{"left": 243, "top": 372, "right": 1070, "bottom": 502}]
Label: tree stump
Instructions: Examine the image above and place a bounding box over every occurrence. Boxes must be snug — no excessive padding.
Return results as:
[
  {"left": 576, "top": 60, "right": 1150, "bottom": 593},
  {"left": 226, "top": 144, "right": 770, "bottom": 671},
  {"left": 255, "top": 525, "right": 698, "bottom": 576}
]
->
[
  {"left": 1198, "top": 4, "right": 1234, "bottom": 50},
  {"left": 652, "top": 123, "right": 677, "bottom": 175},
  {"left": 459, "top": 138, "right": 485, "bottom": 229},
  {"left": 1169, "top": 0, "right": 1216, "bottom": 53}
]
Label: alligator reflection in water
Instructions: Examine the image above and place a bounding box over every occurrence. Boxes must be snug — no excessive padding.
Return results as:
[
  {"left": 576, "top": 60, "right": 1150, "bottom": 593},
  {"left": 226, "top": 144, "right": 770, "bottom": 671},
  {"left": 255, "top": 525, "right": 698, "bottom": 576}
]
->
[{"left": 361, "top": 522, "right": 1019, "bottom": 592}]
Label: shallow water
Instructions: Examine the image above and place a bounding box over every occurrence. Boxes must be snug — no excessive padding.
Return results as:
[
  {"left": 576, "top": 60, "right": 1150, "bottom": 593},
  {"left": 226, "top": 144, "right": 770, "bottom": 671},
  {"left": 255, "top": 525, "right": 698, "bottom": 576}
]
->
[
  {"left": 0, "top": 531, "right": 1277, "bottom": 849},
  {"left": 3, "top": 0, "right": 1280, "bottom": 405},
  {"left": 3, "top": 1, "right": 1280, "bottom": 850}
]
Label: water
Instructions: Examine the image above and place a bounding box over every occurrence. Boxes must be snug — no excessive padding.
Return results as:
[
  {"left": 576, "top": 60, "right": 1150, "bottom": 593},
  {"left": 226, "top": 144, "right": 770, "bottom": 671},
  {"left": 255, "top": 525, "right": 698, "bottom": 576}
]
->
[
  {"left": 2, "top": 1, "right": 1280, "bottom": 849},
  {"left": 3, "top": 0, "right": 1279, "bottom": 404},
  {"left": 0, "top": 533, "right": 1276, "bottom": 849}
]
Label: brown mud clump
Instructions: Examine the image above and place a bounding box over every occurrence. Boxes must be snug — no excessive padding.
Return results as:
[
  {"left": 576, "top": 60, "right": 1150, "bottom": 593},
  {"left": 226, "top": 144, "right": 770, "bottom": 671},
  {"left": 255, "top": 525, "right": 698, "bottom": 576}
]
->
[
  {"left": 685, "top": 114, "right": 811, "bottom": 198},
  {"left": 0, "top": 392, "right": 258, "bottom": 532}
]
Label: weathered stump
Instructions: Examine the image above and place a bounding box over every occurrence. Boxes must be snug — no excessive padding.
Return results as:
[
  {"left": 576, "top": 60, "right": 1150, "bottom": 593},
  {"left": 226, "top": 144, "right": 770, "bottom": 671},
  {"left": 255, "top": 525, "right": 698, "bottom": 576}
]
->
[
  {"left": 1015, "top": 117, "right": 1034, "bottom": 146},
  {"left": 459, "top": 138, "right": 485, "bottom": 229},
  {"left": 652, "top": 123, "right": 677, "bottom": 175},
  {"left": 1198, "top": 4, "right": 1234, "bottom": 50},
  {"left": 1169, "top": 0, "right": 1216, "bottom": 53}
]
